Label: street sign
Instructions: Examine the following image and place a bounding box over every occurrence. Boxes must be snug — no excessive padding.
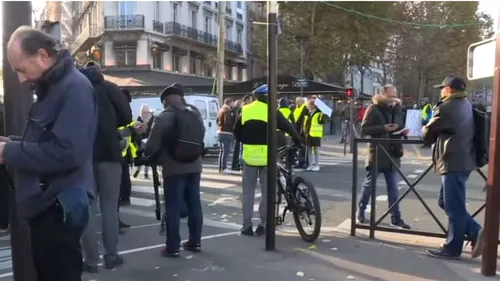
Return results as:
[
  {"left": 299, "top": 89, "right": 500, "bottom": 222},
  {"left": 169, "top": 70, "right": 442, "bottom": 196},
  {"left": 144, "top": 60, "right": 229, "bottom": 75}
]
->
[
  {"left": 467, "top": 38, "right": 495, "bottom": 80},
  {"left": 294, "top": 76, "right": 308, "bottom": 88}
]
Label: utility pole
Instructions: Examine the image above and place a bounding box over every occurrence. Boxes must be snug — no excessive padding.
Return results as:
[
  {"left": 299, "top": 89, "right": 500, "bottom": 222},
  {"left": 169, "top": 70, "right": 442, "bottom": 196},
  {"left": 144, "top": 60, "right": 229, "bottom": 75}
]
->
[
  {"left": 265, "top": 0, "right": 278, "bottom": 252},
  {"left": 481, "top": 7, "right": 500, "bottom": 277},
  {"left": 2, "top": 2, "right": 37, "bottom": 281},
  {"left": 216, "top": 1, "right": 226, "bottom": 104}
]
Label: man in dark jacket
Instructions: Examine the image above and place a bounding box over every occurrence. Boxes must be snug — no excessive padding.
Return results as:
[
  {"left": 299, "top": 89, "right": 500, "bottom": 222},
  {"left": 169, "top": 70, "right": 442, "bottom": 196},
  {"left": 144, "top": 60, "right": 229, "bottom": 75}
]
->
[
  {"left": 80, "top": 63, "right": 131, "bottom": 272},
  {"left": 357, "top": 85, "right": 410, "bottom": 230},
  {"left": 423, "top": 76, "right": 482, "bottom": 259},
  {"left": 146, "top": 84, "right": 204, "bottom": 257},
  {"left": 1, "top": 27, "right": 96, "bottom": 280}
]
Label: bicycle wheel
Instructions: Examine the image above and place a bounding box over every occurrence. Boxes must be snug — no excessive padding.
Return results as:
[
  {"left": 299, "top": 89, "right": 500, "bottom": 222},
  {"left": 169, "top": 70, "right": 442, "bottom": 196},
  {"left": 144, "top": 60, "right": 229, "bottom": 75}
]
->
[{"left": 291, "top": 176, "right": 322, "bottom": 242}]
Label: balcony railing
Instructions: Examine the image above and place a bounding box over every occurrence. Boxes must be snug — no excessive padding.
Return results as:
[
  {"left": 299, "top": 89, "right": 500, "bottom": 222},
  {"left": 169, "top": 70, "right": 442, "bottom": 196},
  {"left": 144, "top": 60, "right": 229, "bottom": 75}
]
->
[
  {"left": 164, "top": 22, "right": 243, "bottom": 55},
  {"left": 104, "top": 15, "right": 145, "bottom": 30},
  {"left": 153, "top": 20, "right": 164, "bottom": 33},
  {"left": 70, "top": 24, "right": 103, "bottom": 54}
]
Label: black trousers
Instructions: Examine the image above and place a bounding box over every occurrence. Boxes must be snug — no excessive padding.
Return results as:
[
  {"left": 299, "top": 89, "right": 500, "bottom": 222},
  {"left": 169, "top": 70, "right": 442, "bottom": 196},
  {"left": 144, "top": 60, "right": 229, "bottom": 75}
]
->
[
  {"left": 0, "top": 173, "right": 9, "bottom": 229},
  {"left": 231, "top": 140, "right": 241, "bottom": 170},
  {"left": 29, "top": 203, "right": 84, "bottom": 281},
  {"left": 119, "top": 158, "right": 132, "bottom": 202}
]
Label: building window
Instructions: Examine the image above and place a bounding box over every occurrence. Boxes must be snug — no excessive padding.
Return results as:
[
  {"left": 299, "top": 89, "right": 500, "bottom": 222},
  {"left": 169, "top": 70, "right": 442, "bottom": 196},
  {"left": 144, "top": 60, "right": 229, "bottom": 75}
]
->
[
  {"left": 237, "top": 66, "right": 243, "bottom": 81},
  {"left": 204, "top": 16, "right": 211, "bottom": 33},
  {"left": 190, "top": 58, "right": 197, "bottom": 75},
  {"left": 153, "top": 52, "right": 162, "bottom": 69},
  {"left": 119, "top": 1, "right": 134, "bottom": 15},
  {"left": 116, "top": 49, "right": 136, "bottom": 66},
  {"left": 249, "top": 60, "right": 254, "bottom": 79},
  {"left": 190, "top": 9, "right": 198, "bottom": 28},
  {"left": 236, "top": 13, "right": 242, "bottom": 21},
  {"left": 172, "top": 3, "right": 178, "bottom": 22},
  {"left": 225, "top": 65, "right": 233, "bottom": 80},
  {"left": 226, "top": 25, "right": 232, "bottom": 40},
  {"left": 204, "top": 65, "right": 213, "bottom": 77},
  {"left": 237, "top": 1, "right": 242, "bottom": 8},
  {"left": 154, "top": 1, "right": 160, "bottom": 21},
  {"left": 172, "top": 54, "right": 181, "bottom": 72},
  {"left": 236, "top": 28, "right": 242, "bottom": 45}
]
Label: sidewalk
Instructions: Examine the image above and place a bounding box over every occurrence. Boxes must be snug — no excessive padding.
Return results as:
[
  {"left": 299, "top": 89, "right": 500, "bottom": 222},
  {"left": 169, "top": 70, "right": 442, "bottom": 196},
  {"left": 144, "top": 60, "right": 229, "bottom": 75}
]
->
[{"left": 81, "top": 223, "right": 499, "bottom": 281}]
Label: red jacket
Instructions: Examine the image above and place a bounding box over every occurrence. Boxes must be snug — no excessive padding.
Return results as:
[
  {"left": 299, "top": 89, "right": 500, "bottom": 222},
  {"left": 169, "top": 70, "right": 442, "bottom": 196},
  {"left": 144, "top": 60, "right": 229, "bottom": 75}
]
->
[{"left": 357, "top": 107, "right": 366, "bottom": 122}]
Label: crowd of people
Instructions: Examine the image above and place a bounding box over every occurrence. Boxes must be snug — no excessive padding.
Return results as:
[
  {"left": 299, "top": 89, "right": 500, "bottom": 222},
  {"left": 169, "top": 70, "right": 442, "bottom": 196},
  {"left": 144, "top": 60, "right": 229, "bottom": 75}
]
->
[{"left": 0, "top": 26, "right": 487, "bottom": 281}]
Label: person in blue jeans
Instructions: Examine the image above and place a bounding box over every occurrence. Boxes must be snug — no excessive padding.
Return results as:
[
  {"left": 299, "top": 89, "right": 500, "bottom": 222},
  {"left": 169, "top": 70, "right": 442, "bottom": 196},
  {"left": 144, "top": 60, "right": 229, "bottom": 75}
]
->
[
  {"left": 357, "top": 85, "right": 410, "bottom": 229},
  {"left": 217, "top": 98, "right": 236, "bottom": 173},
  {"left": 423, "top": 76, "right": 483, "bottom": 259},
  {"left": 146, "top": 84, "right": 204, "bottom": 257}
]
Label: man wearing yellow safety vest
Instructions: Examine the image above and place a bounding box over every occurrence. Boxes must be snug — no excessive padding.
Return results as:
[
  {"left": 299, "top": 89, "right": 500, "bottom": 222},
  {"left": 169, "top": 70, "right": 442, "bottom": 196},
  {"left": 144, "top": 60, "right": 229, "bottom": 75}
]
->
[
  {"left": 233, "top": 84, "right": 303, "bottom": 236},
  {"left": 292, "top": 97, "right": 309, "bottom": 169},
  {"left": 277, "top": 97, "right": 294, "bottom": 148}
]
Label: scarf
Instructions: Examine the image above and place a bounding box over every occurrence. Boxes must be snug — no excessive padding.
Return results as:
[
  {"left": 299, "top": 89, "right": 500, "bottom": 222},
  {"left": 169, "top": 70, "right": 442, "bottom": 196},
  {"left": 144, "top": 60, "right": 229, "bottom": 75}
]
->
[{"left": 441, "top": 91, "right": 467, "bottom": 102}]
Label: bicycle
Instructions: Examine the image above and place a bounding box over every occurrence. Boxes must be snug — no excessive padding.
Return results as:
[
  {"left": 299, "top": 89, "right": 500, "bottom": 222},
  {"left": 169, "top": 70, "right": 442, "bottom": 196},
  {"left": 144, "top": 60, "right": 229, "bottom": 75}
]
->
[{"left": 275, "top": 145, "right": 322, "bottom": 242}]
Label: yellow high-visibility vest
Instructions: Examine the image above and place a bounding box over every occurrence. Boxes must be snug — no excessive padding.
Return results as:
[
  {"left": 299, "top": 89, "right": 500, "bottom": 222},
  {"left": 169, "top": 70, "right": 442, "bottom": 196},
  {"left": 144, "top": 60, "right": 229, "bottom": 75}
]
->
[
  {"left": 117, "top": 121, "right": 138, "bottom": 158},
  {"left": 277, "top": 107, "right": 292, "bottom": 135},
  {"left": 293, "top": 103, "right": 306, "bottom": 124},
  {"left": 309, "top": 112, "right": 324, "bottom": 137},
  {"left": 304, "top": 112, "right": 324, "bottom": 138},
  {"left": 421, "top": 104, "right": 432, "bottom": 121},
  {"left": 241, "top": 100, "right": 268, "bottom": 167}
]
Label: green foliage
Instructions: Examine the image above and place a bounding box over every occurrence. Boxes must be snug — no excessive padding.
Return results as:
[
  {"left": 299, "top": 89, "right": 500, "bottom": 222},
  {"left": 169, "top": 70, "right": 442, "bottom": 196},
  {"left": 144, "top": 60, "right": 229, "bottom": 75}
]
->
[{"left": 252, "top": 1, "right": 493, "bottom": 100}]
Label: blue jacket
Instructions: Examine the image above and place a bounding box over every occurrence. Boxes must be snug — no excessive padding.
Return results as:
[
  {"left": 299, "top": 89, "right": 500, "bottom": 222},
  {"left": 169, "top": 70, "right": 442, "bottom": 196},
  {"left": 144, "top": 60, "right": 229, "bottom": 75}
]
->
[{"left": 3, "top": 51, "right": 97, "bottom": 221}]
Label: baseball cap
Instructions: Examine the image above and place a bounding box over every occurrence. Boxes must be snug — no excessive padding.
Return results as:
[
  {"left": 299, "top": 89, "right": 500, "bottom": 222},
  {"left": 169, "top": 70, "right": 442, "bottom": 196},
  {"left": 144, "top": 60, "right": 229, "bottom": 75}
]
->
[
  {"left": 252, "top": 84, "right": 268, "bottom": 95},
  {"left": 433, "top": 76, "right": 466, "bottom": 91}
]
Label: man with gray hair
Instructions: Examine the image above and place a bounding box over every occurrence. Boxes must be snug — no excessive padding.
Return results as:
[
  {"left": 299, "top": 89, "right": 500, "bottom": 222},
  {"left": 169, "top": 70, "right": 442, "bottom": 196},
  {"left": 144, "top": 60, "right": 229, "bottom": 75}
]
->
[{"left": 0, "top": 26, "right": 97, "bottom": 280}]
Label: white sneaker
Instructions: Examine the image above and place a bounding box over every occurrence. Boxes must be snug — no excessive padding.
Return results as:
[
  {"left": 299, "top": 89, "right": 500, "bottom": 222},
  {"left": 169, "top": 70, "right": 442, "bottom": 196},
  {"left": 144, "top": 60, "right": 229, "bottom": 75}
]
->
[
  {"left": 306, "top": 166, "right": 313, "bottom": 171},
  {"left": 311, "top": 166, "right": 320, "bottom": 172},
  {"left": 223, "top": 169, "right": 233, "bottom": 174}
]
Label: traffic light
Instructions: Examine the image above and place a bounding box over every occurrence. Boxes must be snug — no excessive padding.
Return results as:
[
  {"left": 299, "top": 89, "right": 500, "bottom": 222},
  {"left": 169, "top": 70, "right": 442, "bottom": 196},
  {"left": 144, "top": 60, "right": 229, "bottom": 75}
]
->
[{"left": 346, "top": 87, "right": 353, "bottom": 99}]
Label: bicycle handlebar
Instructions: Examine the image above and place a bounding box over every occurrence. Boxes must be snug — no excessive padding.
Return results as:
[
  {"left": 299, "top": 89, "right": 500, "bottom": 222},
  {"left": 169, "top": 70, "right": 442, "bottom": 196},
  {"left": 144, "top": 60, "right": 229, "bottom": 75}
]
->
[{"left": 277, "top": 144, "right": 301, "bottom": 157}]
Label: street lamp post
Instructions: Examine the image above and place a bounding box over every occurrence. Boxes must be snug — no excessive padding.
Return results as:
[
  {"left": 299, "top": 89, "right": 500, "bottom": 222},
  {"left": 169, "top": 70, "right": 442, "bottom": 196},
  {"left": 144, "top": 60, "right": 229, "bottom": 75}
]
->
[{"left": 295, "top": 35, "right": 309, "bottom": 97}]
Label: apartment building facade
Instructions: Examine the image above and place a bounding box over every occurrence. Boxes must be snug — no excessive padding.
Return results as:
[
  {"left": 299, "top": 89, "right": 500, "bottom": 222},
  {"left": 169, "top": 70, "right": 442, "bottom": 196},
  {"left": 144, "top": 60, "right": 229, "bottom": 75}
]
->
[{"left": 49, "top": 1, "right": 249, "bottom": 91}]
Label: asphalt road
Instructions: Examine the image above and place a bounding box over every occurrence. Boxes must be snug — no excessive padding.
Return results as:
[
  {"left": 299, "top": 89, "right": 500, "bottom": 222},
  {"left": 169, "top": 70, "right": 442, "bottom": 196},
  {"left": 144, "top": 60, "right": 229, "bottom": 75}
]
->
[{"left": 0, "top": 137, "right": 490, "bottom": 280}]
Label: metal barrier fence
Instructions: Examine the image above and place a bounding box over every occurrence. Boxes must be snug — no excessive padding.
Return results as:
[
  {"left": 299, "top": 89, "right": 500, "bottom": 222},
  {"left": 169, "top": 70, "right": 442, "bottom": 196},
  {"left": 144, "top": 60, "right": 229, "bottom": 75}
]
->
[{"left": 350, "top": 138, "right": 488, "bottom": 240}]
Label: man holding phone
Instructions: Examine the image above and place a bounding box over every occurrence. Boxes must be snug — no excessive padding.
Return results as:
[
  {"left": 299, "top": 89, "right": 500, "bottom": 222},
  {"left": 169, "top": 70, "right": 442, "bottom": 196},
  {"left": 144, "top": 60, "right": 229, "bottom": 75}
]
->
[{"left": 356, "top": 85, "right": 410, "bottom": 229}]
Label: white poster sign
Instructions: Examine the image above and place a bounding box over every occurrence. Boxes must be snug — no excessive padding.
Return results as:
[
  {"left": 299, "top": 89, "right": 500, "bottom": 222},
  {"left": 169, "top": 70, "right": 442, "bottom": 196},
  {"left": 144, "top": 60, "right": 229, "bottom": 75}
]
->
[
  {"left": 405, "top": 109, "right": 422, "bottom": 137},
  {"left": 314, "top": 98, "right": 333, "bottom": 117}
]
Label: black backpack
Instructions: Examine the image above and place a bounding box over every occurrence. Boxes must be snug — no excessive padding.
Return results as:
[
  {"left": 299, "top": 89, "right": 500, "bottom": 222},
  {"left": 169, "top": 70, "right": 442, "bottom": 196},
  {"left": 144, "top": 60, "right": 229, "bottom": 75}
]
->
[
  {"left": 165, "top": 104, "right": 205, "bottom": 163},
  {"left": 472, "top": 108, "right": 489, "bottom": 168}
]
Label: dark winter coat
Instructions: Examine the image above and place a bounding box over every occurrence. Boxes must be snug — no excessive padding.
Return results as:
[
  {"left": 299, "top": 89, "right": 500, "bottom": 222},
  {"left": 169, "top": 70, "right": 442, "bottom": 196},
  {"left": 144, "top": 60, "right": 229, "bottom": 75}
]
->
[{"left": 361, "top": 94, "right": 405, "bottom": 170}]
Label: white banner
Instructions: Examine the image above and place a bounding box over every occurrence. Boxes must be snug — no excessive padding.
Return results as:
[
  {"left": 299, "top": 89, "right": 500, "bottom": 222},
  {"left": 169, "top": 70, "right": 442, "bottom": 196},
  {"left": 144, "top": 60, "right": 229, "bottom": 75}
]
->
[{"left": 405, "top": 109, "right": 422, "bottom": 137}]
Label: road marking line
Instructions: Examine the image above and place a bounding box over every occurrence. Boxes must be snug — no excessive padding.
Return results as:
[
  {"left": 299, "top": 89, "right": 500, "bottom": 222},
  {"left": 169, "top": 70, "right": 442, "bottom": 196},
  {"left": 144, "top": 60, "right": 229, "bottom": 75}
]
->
[
  {"left": 412, "top": 144, "right": 425, "bottom": 159},
  {"left": 407, "top": 174, "right": 418, "bottom": 179},
  {"left": 414, "top": 170, "right": 425, "bottom": 173},
  {"left": 376, "top": 195, "right": 388, "bottom": 202},
  {"left": 0, "top": 231, "right": 241, "bottom": 279},
  {"left": 398, "top": 180, "right": 407, "bottom": 185}
]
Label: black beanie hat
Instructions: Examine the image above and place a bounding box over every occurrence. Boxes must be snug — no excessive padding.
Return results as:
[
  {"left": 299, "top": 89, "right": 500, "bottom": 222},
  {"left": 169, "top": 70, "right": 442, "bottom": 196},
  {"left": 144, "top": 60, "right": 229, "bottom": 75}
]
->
[{"left": 160, "top": 83, "right": 184, "bottom": 102}]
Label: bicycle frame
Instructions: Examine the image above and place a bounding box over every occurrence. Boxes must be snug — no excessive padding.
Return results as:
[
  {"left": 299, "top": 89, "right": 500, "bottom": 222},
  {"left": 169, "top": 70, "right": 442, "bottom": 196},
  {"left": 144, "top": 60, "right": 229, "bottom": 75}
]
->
[{"left": 274, "top": 146, "right": 305, "bottom": 225}]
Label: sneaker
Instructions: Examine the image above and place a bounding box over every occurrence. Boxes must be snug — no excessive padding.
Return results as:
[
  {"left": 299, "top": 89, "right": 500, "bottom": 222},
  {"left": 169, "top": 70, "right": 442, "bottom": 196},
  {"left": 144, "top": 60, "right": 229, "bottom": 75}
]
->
[
  {"left": 223, "top": 169, "right": 233, "bottom": 174},
  {"left": 133, "top": 170, "right": 139, "bottom": 178},
  {"left": 104, "top": 255, "right": 124, "bottom": 269},
  {"left": 471, "top": 228, "right": 484, "bottom": 258},
  {"left": 357, "top": 211, "right": 366, "bottom": 224},
  {"left": 161, "top": 247, "right": 180, "bottom": 258},
  {"left": 311, "top": 166, "right": 320, "bottom": 172},
  {"left": 144, "top": 173, "right": 149, "bottom": 179},
  {"left": 390, "top": 218, "right": 410, "bottom": 229},
  {"left": 426, "top": 247, "right": 460, "bottom": 259},
  {"left": 255, "top": 225, "right": 265, "bottom": 236},
  {"left": 82, "top": 263, "right": 98, "bottom": 273},
  {"left": 119, "top": 220, "right": 131, "bottom": 228},
  {"left": 182, "top": 241, "right": 201, "bottom": 253},
  {"left": 306, "top": 166, "right": 313, "bottom": 171},
  {"left": 240, "top": 226, "right": 254, "bottom": 236}
]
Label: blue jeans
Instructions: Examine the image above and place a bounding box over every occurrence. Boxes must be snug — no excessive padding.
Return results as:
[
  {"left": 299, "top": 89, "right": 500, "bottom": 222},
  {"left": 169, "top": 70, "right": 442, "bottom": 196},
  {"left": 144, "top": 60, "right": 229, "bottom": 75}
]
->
[
  {"left": 163, "top": 173, "right": 203, "bottom": 251},
  {"left": 438, "top": 172, "right": 481, "bottom": 255},
  {"left": 218, "top": 134, "right": 234, "bottom": 171},
  {"left": 359, "top": 167, "right": 401, "bottom": 219}
]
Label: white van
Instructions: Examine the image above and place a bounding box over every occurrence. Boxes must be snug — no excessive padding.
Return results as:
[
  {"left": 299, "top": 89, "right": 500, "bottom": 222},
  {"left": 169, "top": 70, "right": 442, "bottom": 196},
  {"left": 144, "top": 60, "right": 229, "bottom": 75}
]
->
[{"left": 130, "top": 94, "right": 220, "bottom": 151}]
